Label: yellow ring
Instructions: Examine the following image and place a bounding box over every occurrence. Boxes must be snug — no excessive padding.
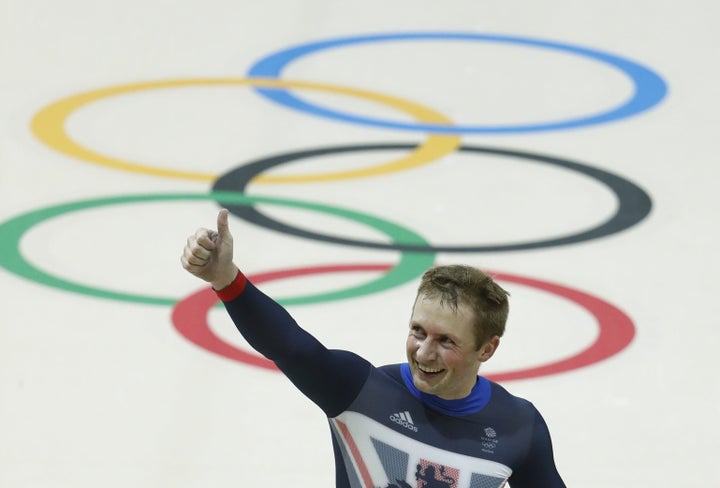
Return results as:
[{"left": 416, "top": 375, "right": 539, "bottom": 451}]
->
[{"left": 31, "top": 78, "right": 460, "bottom": 183}]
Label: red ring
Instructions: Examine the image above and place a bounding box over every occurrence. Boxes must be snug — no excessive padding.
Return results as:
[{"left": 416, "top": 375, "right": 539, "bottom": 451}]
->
[
  {"left": 171, "top": 265, "right": 635, "bottom": 380},
  {"left": 172, "top": 264, "right": 393, "bottom": 371},
  {"left": 487, "top": 271, "right": 635, "bottom": 381}
]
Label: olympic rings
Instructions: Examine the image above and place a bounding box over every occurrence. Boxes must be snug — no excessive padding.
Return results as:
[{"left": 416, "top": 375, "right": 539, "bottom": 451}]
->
[
  {"left": 8, "top": 31, "right": 657, "bottom": 380},
  {"left": 30, "top": 78, "right": 460, "bottom": 183},
  {"left": 171, "top": 266, "right": 636, "bottom": 380},
  {"left": 247, "top": 31, "right": 668, "bottom": 133},
  {"left": 0, "top": 192, "right": 434, "bottom": 305},
  {"left": 215, "top": 143, "right": 652, "bottom": 252}
]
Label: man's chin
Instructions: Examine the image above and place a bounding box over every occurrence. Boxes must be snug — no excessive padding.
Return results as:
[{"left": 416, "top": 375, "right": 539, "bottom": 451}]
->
[{"left": 413, "top": 373, "right": 442, "bottom": 395}]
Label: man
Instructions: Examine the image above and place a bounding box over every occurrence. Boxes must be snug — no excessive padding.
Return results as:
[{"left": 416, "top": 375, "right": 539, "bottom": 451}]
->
[{"left": 181, "top": 209, "right": 566, "bottom": 488}]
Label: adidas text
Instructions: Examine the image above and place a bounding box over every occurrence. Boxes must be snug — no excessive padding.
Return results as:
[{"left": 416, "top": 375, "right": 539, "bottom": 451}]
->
[{"left": 390, "top": 411, "right": 418, "bottom": 432}]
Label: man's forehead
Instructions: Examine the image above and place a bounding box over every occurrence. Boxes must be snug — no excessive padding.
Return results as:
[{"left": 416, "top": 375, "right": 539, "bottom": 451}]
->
[
  {"left": 414, "top": 292, "right": 470, "bottom": 311},
  {"left": 412, "top": 293, "right": 475, "bottom": 320}
]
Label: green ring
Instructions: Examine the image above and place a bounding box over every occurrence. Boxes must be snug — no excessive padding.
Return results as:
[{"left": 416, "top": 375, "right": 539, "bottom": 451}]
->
[{"left": 0, "top": 192, "right": 435, "bottom": 306}]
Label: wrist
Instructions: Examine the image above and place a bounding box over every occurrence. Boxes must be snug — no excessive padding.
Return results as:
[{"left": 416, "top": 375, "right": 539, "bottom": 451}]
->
[
  {"left": 213, "top": 267, "right": 247, "bottom": 302},
  {"left": 211, "top": 266, "right": 239, "bottom": 291}
]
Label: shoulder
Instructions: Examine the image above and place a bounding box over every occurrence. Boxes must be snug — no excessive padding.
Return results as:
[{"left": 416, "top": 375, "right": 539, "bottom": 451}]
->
[
  {"left": 486, "top": 380, "right": 542, "bottom": 419},
  {"left": 488, "top": 380, "right": 532, "bottom": 405},
  {"left": 377, "top": 363, "right": 403, "bottom": 377}
]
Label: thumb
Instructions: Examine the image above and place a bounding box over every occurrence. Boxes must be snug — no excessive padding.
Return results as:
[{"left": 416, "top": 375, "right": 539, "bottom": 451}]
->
[{"left": 216, "top": 208, "right": 230, "bottom": 239}]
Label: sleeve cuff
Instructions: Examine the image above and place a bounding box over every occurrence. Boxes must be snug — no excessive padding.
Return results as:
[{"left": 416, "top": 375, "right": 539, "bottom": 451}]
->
[{"left": 214, "top": 268, "right": 247, "bottom": 302}]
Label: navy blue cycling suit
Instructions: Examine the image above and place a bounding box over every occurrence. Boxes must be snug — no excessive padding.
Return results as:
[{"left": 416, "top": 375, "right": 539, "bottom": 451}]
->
[{"left": 217, "top": 271, "right": 566, "bottom": 488}]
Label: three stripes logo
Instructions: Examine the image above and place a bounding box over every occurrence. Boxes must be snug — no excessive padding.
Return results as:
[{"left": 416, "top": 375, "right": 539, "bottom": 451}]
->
[{"left": 389, "top": 410, "right": 418, "bottom": 432}]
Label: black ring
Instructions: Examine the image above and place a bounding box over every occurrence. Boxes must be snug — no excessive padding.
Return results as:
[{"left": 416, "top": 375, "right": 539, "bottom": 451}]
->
[{"left": 213, "top": 144, "right": 652, "bottom": 252}]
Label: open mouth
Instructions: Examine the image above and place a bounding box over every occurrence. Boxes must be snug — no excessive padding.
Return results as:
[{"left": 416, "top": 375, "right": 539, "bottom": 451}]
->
[{"left": 416, "top": 362, "right": 445, "bottom": 375}]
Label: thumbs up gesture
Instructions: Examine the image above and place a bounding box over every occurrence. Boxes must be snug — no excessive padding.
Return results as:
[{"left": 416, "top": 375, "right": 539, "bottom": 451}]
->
[{"left": 181, "top": 209, "right": 237, "bottom": 290}]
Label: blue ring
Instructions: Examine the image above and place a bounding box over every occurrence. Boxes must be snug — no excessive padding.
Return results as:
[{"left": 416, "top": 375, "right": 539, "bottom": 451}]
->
[{"left": 247, "top": 31, "right": 668, "bottom": 134}]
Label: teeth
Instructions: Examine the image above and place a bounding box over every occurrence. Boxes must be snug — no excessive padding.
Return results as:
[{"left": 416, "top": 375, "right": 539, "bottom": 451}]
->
[{"left": 417, "top": 363, "right": 443, "bottom": 373}]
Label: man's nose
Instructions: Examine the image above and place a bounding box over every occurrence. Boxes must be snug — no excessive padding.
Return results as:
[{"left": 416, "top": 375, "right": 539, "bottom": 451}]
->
[{"left": 416, "top": 339, "right": 436, "bottom": 360}]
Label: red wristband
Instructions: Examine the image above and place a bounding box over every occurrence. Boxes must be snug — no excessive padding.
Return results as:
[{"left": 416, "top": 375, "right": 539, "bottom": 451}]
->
[{"left": 214, "top": 268, "right": 247, "bottom": 302}]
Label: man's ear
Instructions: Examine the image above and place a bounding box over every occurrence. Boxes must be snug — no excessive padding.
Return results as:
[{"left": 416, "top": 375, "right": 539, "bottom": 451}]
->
[{"left": 478, "top": 336, "right": 500, "bottom": 362}]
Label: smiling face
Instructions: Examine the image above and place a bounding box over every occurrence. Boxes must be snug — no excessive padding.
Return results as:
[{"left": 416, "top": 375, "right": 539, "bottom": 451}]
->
[{"left": 406, "top": 293, "right": 499, "bottom": 400}]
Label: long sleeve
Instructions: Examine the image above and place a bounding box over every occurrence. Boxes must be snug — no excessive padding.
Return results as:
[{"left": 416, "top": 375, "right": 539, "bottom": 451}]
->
[{"left": 217, "top": 270, "right": 373, "bottom": 417}]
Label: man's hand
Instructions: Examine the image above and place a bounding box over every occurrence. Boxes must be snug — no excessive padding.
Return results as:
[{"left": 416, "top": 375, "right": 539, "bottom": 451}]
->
[{"left": 181, "top": 209, "right": 237, "bottom": 290}]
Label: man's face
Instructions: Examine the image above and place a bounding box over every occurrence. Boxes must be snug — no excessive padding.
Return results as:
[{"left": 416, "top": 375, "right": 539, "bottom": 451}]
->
[{"left": 406, "top": 293, "right": 498, "bottom": 400}]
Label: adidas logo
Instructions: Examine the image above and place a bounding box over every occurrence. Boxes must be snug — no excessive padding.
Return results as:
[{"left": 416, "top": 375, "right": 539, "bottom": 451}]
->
[{"left": 389, "top": 410, "right": 418, "bottom": 432}]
